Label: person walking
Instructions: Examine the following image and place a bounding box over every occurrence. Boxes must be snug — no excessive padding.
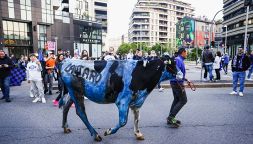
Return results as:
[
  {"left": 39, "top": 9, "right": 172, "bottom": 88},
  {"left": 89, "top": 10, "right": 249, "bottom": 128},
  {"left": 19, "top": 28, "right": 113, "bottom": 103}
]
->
[
  {"left": 167, "top": 47, "right": 188, "bottom": 128},
  {"left": 247, "top": 51, "right": 253, "bottom": 80},
  {"left": 0, "top": 50, "right": 13, "bottom": 102},
  {"left": 27, "top": 54, "right": 46, "bottom": 103},
  {"left": 230, "top": 48, "right": 251, "bottom": 97},
  {"left": 202, "top": 45, "right": 215, "bottom": 81},
  {"left": 213, "top": 51, "right": 222, "bottom": 81},
  {"left": 222, "top": 53, "right": 229, "bottom": 74}
]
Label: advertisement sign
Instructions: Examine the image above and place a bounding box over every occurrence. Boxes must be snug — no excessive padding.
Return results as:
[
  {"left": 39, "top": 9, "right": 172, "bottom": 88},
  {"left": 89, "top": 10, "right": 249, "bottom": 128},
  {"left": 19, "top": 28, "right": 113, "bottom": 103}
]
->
[{"left": 176, "top": 17, "right": 195, "bottom": 47}]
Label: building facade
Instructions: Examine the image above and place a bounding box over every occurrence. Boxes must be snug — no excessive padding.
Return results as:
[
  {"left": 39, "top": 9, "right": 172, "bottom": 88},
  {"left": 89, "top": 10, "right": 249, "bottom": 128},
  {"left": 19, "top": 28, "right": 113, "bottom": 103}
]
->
[
  {"left": 214, "top": 20, "right": 223, "bottom": 51},
  {"left": 176, "top": 16, "right": 214, "bottom": 48},
  {"left": 129, "top": 0, "right": 194, "bottom": 48},
  {"left": 0, "top": 0, "right": 103, "bottom": 58},
  {"left": 223, "top": 0, "right": 253, "bottom": 57}
]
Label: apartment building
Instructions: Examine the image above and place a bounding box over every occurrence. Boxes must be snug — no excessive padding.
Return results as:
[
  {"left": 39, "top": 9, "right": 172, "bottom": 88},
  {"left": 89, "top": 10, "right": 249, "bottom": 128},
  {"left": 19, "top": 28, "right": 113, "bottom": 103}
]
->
[{"left": 129, "top": 0, "right": 194, "bottom": 48}]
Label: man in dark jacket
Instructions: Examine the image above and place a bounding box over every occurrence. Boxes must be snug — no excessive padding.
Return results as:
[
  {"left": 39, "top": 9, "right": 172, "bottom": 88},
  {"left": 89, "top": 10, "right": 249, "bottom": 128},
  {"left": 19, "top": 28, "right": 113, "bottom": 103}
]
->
[
  {"left": 230, "top": 48, "right": 251, "bottom": 97},
  {"left": 202, "top": 45, "right": 214, "bottom": 81},
  {"left": 0, "top": 50, "right": 14, "bottom": 102}
]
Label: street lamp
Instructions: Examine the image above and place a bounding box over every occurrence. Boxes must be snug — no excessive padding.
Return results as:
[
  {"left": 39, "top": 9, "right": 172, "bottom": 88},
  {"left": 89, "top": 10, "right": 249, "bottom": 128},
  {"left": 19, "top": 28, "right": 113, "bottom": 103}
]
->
[
  {"left": 244, "top": 5, "right": 250, "bottom": 53},
  {"left": 209, "top": 9, "right": 223, "bottom": 46},
  {"left": 224, "top": 25, "right": 227, "bottom": 54}
]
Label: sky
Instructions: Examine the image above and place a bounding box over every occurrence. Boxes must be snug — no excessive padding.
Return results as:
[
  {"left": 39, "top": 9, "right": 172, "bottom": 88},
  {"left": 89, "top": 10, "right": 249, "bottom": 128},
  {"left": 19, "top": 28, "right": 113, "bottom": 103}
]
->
[{"left": 107, "top": 0, "right": 223, "bottom": 39}]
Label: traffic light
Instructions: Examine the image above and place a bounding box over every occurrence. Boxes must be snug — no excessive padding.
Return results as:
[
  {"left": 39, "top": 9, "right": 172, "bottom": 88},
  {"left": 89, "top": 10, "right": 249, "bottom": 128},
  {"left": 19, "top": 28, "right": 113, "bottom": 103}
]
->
[
  {"left": 211, "top": 41, "right": 215, "bottom": 48},
  {"left": 244, "top": 0, "right": 253, "bottom": 6}
]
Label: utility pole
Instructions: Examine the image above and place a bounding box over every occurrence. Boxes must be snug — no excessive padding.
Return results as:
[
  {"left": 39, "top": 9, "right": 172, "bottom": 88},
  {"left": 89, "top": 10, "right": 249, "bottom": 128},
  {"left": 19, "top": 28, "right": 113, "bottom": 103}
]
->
[{"left": 244, "top": 6, "right": 249, "bottom": 53}]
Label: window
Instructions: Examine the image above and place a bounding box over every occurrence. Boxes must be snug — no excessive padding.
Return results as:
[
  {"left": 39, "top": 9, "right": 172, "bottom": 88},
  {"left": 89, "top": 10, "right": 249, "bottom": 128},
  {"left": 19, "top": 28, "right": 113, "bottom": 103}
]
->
[
  {"left": 2, "top": 20, "right": 31, "bottom": 46},
  {"left": 8, "top": 0, "right": 15, "bottom": 18},
  {"left": 20, "top": 0, "right": 32, "bottom": 21},
  {"left": 95, "top": 2, "right": 107, "bottom": 7},
  {"left": 41, "top": 0, "right": 53, "bottom": 24},
  {"left": 38, "top": 25, "right": 47, "bottom": 49}
]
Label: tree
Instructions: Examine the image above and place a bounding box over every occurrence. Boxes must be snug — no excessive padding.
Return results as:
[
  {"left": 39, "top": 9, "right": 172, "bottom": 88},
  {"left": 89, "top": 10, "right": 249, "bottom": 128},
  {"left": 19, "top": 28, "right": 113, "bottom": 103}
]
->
[
  {"left": 187, "top": 47, "right": 203, "bottom": 61},
  {"left": 117, "top": 43, "right": 131, "bottom": 55}
]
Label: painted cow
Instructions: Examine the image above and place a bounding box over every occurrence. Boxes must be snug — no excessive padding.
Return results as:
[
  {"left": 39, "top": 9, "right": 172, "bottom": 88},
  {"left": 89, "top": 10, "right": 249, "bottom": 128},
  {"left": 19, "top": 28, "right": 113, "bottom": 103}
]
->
[{"left": 60, "top": 57, "right": 176, "bottom": 142}]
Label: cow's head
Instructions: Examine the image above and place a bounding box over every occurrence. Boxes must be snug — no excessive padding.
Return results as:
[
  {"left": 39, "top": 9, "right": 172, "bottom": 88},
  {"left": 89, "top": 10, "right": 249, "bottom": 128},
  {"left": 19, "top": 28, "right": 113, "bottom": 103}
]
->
[{"left": 161, "top": 55, "right": 177, "bottom": 76}]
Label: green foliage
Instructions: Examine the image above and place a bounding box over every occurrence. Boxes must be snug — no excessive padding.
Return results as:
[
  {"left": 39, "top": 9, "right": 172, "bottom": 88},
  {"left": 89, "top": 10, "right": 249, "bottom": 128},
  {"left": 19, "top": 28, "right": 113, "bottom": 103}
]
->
[
  {"left": 117, "top": 42, "right": 177, "bottom": 56},
  {"left": 187, "top": 47, "right": 203, "bottom": 61}
]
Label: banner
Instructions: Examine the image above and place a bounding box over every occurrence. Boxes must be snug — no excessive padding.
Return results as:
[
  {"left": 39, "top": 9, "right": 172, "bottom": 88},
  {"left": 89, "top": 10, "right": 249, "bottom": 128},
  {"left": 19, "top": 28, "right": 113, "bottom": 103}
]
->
[{"left": 46, "top": 41, "right": 56, "bottom": 51}]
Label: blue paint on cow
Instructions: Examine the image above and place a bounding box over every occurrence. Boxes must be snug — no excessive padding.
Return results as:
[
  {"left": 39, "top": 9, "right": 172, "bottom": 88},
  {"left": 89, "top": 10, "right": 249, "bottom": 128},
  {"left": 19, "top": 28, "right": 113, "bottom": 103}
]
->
[
  {"left": 83, "top": 61, "right": 114, "bottom": 103},
  {"left": 61, "top": 74, "right": 98, "bottom": 137},
  {"left": 60, "top": 58, "right": 175, "bottom": 140},
  {"left": 130, "top": 90, "right": 149, "bottom": 108}
]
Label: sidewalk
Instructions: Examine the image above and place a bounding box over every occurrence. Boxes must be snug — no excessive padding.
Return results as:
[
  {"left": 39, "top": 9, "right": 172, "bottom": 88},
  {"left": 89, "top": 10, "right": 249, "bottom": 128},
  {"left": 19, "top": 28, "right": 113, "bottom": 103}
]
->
[{"left": 160, "top": 61, "right": 253, "bottom": 88}]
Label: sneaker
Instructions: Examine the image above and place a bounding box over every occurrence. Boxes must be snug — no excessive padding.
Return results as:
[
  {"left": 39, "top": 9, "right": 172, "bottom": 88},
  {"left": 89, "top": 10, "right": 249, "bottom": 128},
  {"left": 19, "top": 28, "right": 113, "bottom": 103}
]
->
[
  {"left": 84, "top": 96, "right": 88, "bottom": 100},
  {"left": 159, "top": 88, "right": 164, "bottom": 92},
  {"left": 229, "top": 91, "right": 237, "bottom": 95},
  {"left": 239, "top": 92, "right": 244, "bottom": 97},
  {"left": 33, "top": 97, "right": 41, "bottom": 103},
  {"left": 53, "top": 100, "right": 58, "bottom": 106},
  {"left": 167, "top": 118, "right": 181, "bottom": 125},
  {"left": 30, "top": 93, "right": 35, "bottom": 98},
  {"left": 203, "top": 78, "right": 208, "bottom": 81},
  {"left": 167, "top": 116, "right": 180, "bottom": 128},
  {"left": 42, "top": 98, "right": 46, "bottom": 103},
  {"left": 5, "top": 99, "right": 11, "bottom": 102}
]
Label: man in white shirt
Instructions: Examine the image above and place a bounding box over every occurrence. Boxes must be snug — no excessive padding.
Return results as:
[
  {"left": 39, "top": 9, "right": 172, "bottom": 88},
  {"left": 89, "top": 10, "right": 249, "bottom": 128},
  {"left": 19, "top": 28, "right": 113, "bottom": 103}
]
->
[
  {"left": 104, "top": 47, "right": 117, "bottom": 60},
  {"left": 127, "top": 49, "right": 134, "bottom": 60},
  {"left": 27, "top": 54, "right": 46, "bottom": 103}
]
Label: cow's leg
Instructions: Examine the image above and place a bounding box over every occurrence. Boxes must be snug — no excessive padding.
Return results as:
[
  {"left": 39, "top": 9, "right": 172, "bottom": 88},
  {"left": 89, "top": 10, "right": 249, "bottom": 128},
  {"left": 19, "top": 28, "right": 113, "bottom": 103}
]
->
[
  {"left": 104, "top": 97, "right": 131, "bottom": 136},
  {"left": 131, "top": 107, "right": 144, "bottom": 140},
  {"left": 62, "top": 98, "right": 73, "bottom": 134},
  {"left": 73, "top": 95, "right": 102, "bottom": 142}
]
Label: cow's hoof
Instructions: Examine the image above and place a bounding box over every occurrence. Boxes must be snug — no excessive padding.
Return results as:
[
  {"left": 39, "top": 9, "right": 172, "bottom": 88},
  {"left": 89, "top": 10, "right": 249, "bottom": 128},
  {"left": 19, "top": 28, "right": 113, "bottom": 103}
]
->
[
  {"left": 64, "top": 128, "right": 72, "bottom": 134},
  {"left": 135, "top": 133, "right": 145, "bottom": 140},
  {"left": 104, "top": 128, "right": 112, "bottom": 136},
  {"left": 94, "top": 134, "right": 102, "bottom": 142}
]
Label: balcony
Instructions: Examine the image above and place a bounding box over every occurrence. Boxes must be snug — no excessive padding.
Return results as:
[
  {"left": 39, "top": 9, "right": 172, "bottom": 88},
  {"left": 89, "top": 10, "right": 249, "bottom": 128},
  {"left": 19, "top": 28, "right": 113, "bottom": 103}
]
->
[
  {"left": 62, "top": 0, "right": 69, "bottom": 3},
  {"left": 62, "top": 3, "right": 69, "bottom": 12}
]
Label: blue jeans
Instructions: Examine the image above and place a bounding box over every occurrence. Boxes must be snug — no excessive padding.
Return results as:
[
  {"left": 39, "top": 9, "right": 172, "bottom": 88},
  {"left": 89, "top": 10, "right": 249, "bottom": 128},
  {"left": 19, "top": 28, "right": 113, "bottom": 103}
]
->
[
  {"left": 205, "top": 64, "right": 213, "bottom": 80},
  {"left": 0, "top": 76, "right": 10, "bottom": 99},
  {"left": 232, "top": 71, "right": 246, "bottom": 92},
  {"left": 44, "top": 73, "right": 54, "bottom": 92},
  {"left": 247, "top": 65, "right": 253, "bottom": 79}
]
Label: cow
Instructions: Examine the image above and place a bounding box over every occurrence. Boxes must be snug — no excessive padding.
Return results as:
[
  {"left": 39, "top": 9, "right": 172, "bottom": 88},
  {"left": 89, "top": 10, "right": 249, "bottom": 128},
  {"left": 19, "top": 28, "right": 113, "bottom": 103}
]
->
[{"left": 60, "top": 57, "right": 177, "bottom": 142}]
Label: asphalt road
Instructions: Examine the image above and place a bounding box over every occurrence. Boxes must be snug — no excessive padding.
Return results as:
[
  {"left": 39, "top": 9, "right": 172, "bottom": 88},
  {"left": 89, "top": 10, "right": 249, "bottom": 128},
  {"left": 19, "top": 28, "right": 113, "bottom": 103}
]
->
[{"left": 0, "top": 83, "right": 253, "bottom": 144}]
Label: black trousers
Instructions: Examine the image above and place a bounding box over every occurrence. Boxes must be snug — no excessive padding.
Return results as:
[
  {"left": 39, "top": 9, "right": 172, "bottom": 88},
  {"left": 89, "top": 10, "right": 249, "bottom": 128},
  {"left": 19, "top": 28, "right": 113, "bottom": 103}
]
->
[
  {"left": 215, "top": 69, "right": 220, "bottom": 80},
  {"left": 169, "top": 83, "right": 187, "bottom": 117}
]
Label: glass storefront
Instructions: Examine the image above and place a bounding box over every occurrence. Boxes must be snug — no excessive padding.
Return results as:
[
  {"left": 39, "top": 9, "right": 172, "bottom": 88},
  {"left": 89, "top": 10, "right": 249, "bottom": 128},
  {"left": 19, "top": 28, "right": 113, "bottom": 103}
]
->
[{"left": 2, "top": 20, "right": 32, "bottom": 57}]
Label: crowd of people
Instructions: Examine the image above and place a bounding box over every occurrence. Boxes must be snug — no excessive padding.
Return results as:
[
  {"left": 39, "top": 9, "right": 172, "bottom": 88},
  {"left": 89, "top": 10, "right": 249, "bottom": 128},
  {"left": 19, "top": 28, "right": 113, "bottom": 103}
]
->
[
  {"left": 0, "top": 46, "right": 253, "bottom": 103},
  {"left": 202, "top": 45, "right": 253, "bottom": 96}
]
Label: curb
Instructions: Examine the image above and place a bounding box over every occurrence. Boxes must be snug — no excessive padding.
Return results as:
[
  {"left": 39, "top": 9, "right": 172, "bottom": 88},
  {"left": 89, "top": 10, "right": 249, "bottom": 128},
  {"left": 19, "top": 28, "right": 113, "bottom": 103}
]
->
[
  {"left": 52, "top": 83, "right": 253, "bottom": 90},
  {"left": 160, "top": 83, "right": 253, "bottom": 88}
]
